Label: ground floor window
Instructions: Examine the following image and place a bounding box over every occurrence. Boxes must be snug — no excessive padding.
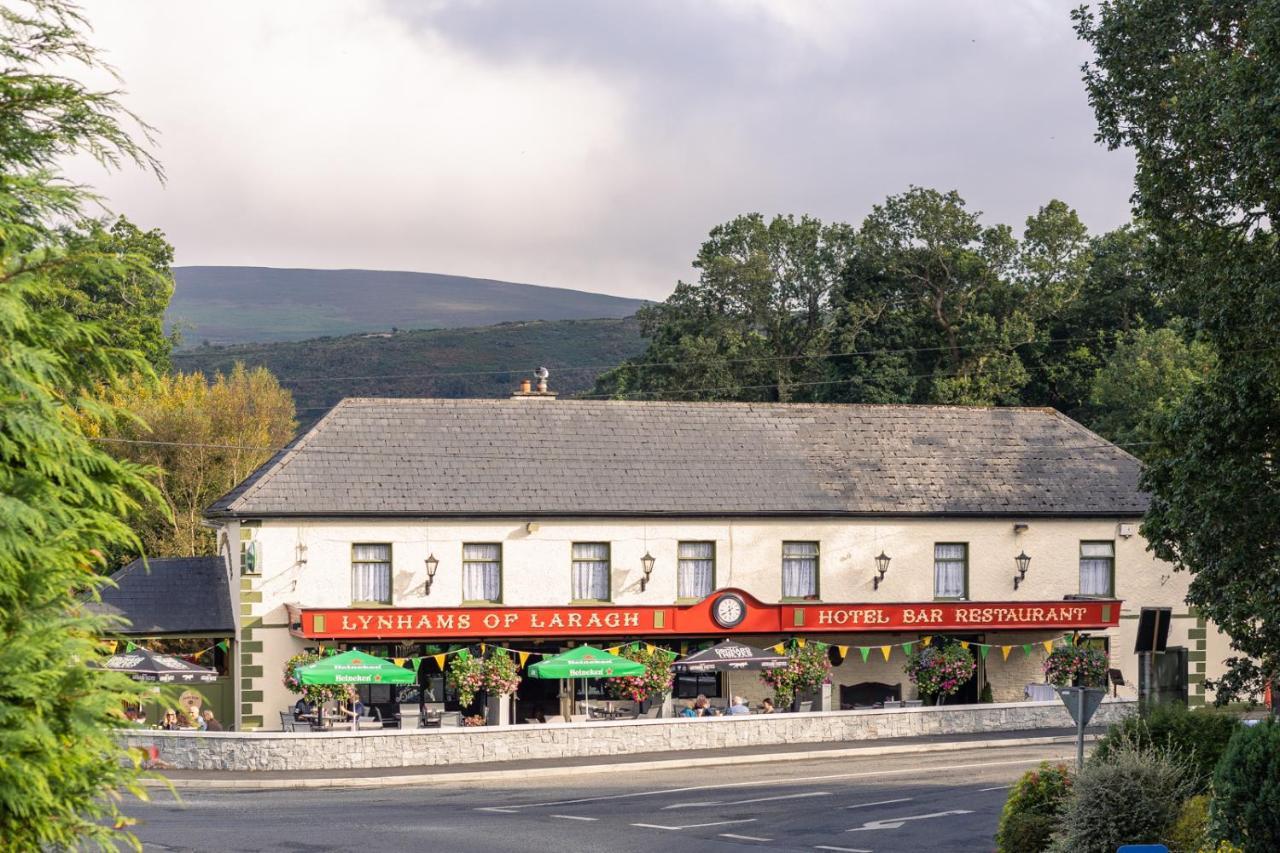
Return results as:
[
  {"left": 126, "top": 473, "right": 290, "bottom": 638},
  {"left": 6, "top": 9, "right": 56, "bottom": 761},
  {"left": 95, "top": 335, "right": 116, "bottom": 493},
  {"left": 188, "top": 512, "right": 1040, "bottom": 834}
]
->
[{"left": 674, "top": 672, "right": 723, "bottom": 699}]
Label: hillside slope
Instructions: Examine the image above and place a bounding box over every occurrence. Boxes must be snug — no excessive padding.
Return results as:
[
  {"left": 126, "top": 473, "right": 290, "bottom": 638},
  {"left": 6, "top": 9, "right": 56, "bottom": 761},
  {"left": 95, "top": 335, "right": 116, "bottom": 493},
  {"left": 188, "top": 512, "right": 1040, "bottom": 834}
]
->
[
  {"left": 172, "top": 317, "right": 646, "bottom": 422},
  {"left": 168, "top": 266, "right": 650, "bottom": 346}
]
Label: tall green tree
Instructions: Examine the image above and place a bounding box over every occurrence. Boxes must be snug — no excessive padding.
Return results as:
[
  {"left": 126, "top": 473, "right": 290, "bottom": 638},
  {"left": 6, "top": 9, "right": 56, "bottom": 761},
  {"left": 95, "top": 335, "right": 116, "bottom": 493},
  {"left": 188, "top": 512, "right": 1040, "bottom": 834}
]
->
[
  {"left": 0, "top": 1, "right": 164, "bottom": 847},
  {"left": 1076, "top": 0, "right": 1280, "bottom": 702}
]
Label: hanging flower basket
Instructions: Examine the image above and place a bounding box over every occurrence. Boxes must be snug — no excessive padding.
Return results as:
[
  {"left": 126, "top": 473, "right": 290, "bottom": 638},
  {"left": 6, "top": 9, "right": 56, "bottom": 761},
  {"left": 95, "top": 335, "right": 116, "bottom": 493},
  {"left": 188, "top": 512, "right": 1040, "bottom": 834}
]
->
[
  {"left": 904, "top": 644, "right": 976, "bottom": 705},
  {"left": 604, "top": 644, "right": 674, "bottom": 703},
  {"left": 760, "top": 644, "right": 832, "bottom": 708},
  {"left": 281, "top": 652, "right": 341, "bottom": 705},
  {"left": 446, "top": 652, "right": 485, "bottom": 706},
  {"left": 482, "top": 649, "right": 522, "bottom": 696},
  {"left": 1043, "top": 645, "right": 1108, "bottom": 688}
]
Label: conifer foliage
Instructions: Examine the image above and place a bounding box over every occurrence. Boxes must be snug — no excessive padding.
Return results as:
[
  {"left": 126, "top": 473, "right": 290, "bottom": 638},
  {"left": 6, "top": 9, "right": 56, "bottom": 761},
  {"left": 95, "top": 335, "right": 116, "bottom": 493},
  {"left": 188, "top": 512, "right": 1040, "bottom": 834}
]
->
[{"left": 0, "top": 1, "right": 166, "bottom": 847}]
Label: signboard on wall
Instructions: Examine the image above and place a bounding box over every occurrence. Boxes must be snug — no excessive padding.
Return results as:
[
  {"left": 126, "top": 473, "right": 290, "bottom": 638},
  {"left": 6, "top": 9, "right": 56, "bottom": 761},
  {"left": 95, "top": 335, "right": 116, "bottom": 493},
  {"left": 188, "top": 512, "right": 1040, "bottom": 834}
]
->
[{"left": 290, "top": 590, "right": 1120, "bottom": 640}]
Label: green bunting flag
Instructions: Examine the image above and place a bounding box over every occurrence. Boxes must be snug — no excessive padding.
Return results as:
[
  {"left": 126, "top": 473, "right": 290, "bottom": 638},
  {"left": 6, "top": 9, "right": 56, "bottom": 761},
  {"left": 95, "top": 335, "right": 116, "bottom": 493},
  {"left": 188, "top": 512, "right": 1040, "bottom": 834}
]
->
[
  {"left": 858, "top": 647, "right": 871, "bottom": 663},
  {"left": 902, "top": 642, "right": 914, "bottom": 657},
  {"left": 978, "top": 644, "right": 990, "bottom": 660},
  {"left": 216, "top": 640, "right": 229, "bottom": 652},
  {"left": 412, "top": 658, "right": 423, "bottom": 672},
  {"left": 1021, "top": 643, "right": 1033, "bottom": 658},
  {"left": 125, "top": 641, "right": 136, "bottom": 652}
]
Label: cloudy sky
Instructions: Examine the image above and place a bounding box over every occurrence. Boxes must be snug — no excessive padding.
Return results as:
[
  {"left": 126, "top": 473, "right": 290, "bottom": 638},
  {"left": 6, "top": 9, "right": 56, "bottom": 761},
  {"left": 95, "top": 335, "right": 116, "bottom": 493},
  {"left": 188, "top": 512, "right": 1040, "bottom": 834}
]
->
[{"left": 68, "top": 1, "right": 1134, "bottom": 301}]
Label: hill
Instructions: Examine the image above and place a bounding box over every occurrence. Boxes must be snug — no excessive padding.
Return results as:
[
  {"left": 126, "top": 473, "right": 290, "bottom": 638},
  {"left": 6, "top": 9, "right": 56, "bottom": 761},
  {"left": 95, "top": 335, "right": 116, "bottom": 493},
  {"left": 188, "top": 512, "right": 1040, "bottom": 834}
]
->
[
  {"left": 172, "top": 317, "right": 646, "bottom": 423},
  {"left": 167, "top": 266, "right": 650, "bottom": 346}
]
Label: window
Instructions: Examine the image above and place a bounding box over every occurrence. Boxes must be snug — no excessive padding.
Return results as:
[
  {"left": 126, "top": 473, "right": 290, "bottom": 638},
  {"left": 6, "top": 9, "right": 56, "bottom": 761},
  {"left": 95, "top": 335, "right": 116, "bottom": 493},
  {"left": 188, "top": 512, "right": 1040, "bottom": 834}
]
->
[
  {"left": 934, "top": 543, "right": 967, "bottom": 599},
  {"left": 572, "top": 543, "right": 610, "bottom": 601},
  {"left": 352, "top": 543, "right": 392, "bottom": 604},
  {"left": 677, "top": 541, "right": 715, "bottom": 600},
  {"left": 782, "top": 541, "right": 819, "bottom": 599},
  {"left": 239, "top": 531, "right": 259, "bottom": 576},
  {"left": 462, "top": 543, "right": 501, "bottom": 602},
  {"left": 1080, "top": 541, "right": 1115, "bottom": 597},
  {"left": 674, "top": 671, "right": 723, "bottom": 699}
]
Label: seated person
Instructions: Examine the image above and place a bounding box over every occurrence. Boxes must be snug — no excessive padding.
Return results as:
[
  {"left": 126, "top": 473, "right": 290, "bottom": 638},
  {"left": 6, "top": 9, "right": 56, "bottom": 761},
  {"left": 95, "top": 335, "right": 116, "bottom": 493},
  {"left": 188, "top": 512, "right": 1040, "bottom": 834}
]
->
[
  {"left": 760, "top": 697, "right": 775, "bottom": 714},
  {"left": 726, "top": 695, "right": 750, "bottom": 715},
  {"left": 202, "top": 709, "right": 224, "bottom": 731},
  {"left": 160, "top": 708, "right": 181, "bottom": 730},
  {"left": 678, "top": 700, "right": 698, "bottom": 718},
  {"left": 340, "top": 685, "right": 366, "bottom": 720},
  {"left": 293, "top": 696, "right": 316, "bottom": 720},
  {"left": 693, "top": 694, "right": 710, "bottom": 716}
]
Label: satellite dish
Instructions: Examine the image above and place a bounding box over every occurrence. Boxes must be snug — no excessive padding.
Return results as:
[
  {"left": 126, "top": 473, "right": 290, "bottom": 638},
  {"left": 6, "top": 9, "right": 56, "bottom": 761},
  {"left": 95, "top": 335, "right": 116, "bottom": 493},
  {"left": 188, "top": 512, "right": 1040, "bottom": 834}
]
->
[{"left": 535, "top": 366, "right": 549, "bottom": 380}]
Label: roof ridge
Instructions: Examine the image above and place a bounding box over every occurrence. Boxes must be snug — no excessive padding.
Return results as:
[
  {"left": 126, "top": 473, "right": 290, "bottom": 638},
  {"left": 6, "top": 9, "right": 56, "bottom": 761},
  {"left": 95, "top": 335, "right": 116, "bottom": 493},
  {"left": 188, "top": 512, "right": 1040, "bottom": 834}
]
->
[{"left": 336, "top": 396, "right": 1062, "bottom": 414}]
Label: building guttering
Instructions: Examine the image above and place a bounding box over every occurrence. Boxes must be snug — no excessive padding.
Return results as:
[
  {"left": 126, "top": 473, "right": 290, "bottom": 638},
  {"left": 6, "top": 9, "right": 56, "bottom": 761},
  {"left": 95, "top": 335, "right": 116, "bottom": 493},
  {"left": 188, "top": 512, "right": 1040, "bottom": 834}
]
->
[{"left": 206, "top": 509, "right": 1146, "bottom": 522}]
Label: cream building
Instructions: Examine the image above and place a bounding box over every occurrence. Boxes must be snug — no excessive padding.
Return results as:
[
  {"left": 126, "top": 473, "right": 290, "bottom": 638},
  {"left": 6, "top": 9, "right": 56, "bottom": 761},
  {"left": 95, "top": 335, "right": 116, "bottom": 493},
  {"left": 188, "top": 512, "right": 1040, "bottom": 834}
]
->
[{"left": 204, "top": 395, "right": 1223, "bottom": 730}]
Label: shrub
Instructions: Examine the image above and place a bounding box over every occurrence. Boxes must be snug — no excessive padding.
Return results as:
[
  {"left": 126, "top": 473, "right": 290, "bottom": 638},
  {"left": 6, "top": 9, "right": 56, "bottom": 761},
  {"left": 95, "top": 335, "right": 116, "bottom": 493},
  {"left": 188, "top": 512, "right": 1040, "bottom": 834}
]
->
[
  {"left": 903, "top": 643, "right": 976, "bottom": 704},
  {"left": 1043, "top": 645, "right": 1108, "bottom": 687},
  {"left": 1210, "top": 720, "right": 1280, "bottom": 853},
  {"left": 995, "top": 761, "right": 1073, "bottom": 853},
  {"left": 1166, "top": 794, "right": 1210, "bottom": 853},
  {"left": 1093, "top": 703, "right": 1237, "bottom": 792},
  {"left": 1052, "top": 732, "right": 1197, "bottom": 853}
]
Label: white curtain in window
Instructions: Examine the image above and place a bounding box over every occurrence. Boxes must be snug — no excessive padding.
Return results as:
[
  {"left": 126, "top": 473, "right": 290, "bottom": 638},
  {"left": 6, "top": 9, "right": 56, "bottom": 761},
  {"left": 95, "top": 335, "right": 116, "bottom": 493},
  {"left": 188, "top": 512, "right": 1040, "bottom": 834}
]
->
[
  {"left": 782, "top": 542, "right": 818, "bottom": 598},
  {"left": 1080, "top": 542, "right": 1115, "bottom": 596},
  {"left": 934, "top": 544, "right": 966, "bottom": 598},
  {"left": 572, "top": 543, "right": 609, "bottom": 600},
  {"left": 678, "top": 542, "right": 714, "bottom": 599},
  {"left": 352, "top": 544, "right": 391, "bottom": 603},
  {"left": 463, "top": 543, "right": 501, "bottom": 601}
]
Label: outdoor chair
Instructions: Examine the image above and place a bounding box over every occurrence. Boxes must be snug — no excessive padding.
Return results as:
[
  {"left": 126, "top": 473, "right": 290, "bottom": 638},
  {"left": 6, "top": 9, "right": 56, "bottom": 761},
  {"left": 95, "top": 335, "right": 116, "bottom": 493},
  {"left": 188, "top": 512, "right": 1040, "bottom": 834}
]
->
[
  {"left": 398, "top": 703, "right": 420, "bottom": 729},
  {"left": 278, "top": 711, "right": 297, "bottom": 732},
  {"left": 904, "top": 699, "right": 924, "bottom": 707},
  {"left": 882, "top": 700, "right": 904, "bottom": 709},
  {"left": 642, "top": 707, "right": 661, "bottom": 718},
  {"left": 438, "top": 712, "right": 461, "bottom": 727}
]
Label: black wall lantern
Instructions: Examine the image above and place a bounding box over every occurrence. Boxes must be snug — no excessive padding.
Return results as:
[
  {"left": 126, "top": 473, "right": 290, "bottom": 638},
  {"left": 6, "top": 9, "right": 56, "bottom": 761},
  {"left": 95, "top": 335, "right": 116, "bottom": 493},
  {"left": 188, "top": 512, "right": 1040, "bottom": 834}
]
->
[
  {"left": 423, "top": 553, "right": 439, "bottom": 596},
  {"left": 640, "top": 552, "right": 656, "bottom": 591},
  {"left": 1013, "top": 550, "right": 1031, "bottom": 590},
  {"left": 873, "top": 551, "right": 891, "bottom": 590}
]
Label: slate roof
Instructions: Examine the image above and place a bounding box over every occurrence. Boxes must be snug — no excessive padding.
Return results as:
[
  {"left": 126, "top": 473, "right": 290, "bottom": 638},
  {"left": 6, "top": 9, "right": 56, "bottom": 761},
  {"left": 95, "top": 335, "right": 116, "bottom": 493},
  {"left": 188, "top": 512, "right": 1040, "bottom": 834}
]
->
[
  {"left": 88, "top": 556, "right": 234, "bottom": 635},
  {"left": 208, "top": 398, "right": 1146, "bottom": 518}
]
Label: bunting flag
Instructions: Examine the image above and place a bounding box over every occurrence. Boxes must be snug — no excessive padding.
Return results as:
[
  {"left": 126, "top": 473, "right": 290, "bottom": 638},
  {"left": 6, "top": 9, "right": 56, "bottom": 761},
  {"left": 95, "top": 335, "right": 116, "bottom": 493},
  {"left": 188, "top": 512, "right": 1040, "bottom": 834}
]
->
[
  {"left": 922, "top": 636, "right": 933, "bottom": 647},
  {"left": 605, "top": 647, "right": 619, "bottom": 655},
  {"left": 838, "top": 645, "right": 849, "bottom": 659},
  {"left": 1043, "top": 640, "right": 1055, "bottom": 654},
  {"left": 797, "top": 637, "right": 807, "bottom": 648},
  {"left": 479, "top": 643, "right": 487, "bottom": 654},
  {"left": 978, "top": 644, "right": 991, "bottom": 660},
  {"left": 959, "top": 641, "right": 970, "bottom": 650},
  {"left": 902, "top": 642, "right": 914, "bottom": 657},
  {"left": 644, "top": 643, "right": 655, "bottom": 654},
  {"left": 1021, "top": 643, "right": 1033, "bottom": 658},
  {"left": 216, "top": 640, "right": 229, "bottom": 652},
  {"left": 393, "top": 658, "right": 405, "bottom": 667},
  {"left": 859, "top": 646, "right": 871, "bottom": 662},
  {"left": 412, "top": 658, "right": 423, "bottom": 672},
  {"left": 517, "top": 651, "right": 530, "bottom": 668},
  {"left": 125, "top": 641, "right": 137, "bottom": 652},
  {"left": 772, "top": 643, "right": 786, "bottom": 654},
  {"left": 1001, "top": 645, "right": 1012, "bottom": 661},
  {"left": 103, "top": 640, "right": 119, "bottom": 654},
  {"left": 433, "top": 653, "right": 446, "bottom": 671},
  {"left": 680, "top": 642, "right": 688, "bottom": 655},
  {"left": 879, "top": 645, "right": 891, "bottom": 661}
]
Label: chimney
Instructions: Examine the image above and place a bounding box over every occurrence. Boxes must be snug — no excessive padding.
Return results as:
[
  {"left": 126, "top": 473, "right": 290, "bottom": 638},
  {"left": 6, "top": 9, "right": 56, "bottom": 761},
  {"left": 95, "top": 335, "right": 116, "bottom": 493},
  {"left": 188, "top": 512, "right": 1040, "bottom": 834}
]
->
[{"left": 511, "top": 367, "right": 556, "bottom": 399}]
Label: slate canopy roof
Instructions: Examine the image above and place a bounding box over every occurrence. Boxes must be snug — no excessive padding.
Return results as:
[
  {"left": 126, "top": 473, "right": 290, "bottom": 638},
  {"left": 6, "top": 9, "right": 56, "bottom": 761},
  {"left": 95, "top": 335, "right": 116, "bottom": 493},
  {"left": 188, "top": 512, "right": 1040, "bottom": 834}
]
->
[
  {"left": 207, "top": 398, "right": 1147, "bottom": 519},
  {"left": 87, "top": 556, "right": 234, "bottom": 636}
]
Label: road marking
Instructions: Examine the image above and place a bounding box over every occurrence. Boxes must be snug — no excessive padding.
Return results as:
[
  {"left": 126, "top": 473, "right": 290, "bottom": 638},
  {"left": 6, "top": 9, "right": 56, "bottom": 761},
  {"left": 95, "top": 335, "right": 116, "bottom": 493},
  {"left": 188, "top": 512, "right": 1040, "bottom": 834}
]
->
[
  {"left": 550, "top": 814, "right": 597, "bottom": 821},
  {"left": 632, "top": 819, "right": 759, "bottom": 832},
  {"left": 814, "top": 846, "right": 872, "bottom": 852},
  {"left": 720, "top": 833, "right": 772, "bottom": 842},
  {"left": 978, "top": 785, "right": 1011, "bottom": 792},
  {"left": 845, "top": 796, "right": 913, "bottom": 809},
  {"left": 479, "top": 756, "right": 1051, "bottom": 811},
  {"left": 848, "top": 809, "right": 974, "bottom": 831},
  {"left": 476, "top": 807, "right": 519, "bottom": 813},
  {"left": 663, "top": 791, "right": 830, "bottom": 810}
]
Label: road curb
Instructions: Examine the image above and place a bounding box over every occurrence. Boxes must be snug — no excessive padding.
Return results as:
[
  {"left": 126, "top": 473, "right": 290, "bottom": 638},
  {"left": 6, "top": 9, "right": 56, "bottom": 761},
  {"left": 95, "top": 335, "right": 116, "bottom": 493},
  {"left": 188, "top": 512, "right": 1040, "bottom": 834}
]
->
[{"left": 144, "top": 733, "right": 1091, "bottom": 791}]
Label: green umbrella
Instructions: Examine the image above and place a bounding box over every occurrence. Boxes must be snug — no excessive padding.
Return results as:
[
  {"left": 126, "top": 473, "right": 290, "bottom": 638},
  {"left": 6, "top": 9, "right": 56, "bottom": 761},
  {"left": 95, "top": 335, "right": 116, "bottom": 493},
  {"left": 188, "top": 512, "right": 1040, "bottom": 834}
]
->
[
  {"left": 297, "top": 650, "right": 415, "bottom": 685},
  {"left": 529, "top": 646, "right": 645, "bottom": 719}
]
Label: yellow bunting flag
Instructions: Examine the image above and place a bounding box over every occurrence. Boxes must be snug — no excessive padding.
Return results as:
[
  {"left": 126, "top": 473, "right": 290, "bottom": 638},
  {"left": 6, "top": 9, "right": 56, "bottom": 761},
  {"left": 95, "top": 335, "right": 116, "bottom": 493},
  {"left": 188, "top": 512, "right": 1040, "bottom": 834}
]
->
[
  {"left": 646, "top": 644, "right": 657, "bottom": 654},
  {"left": 772, "top": 643, "right": 785, "bottom": 654},
  {"left": 393, "top": 658, "right": 405, "bottom": 667},
  {"left": 960, "top": 641, "right": 970, "bottom": 650},
  {"left": 433, "top": 653, "right": 446, "bottom": 670},
  {"left": 838, "top": 645, "right": 849, "bottom": 658},
  {"left": 518, "top": 651, "right": 530, "bottom": 668},
  {"left": 797, "top": 637, "right": 807, "bottom": 648},
  {"left": 1043, "top": 640, "right": 1055, "bottom": 654},
  {"left": 880, "top": 646, "right": 891, "bottom": 661},
  {"left": 480, "top": 643, "right": 487, "bottom": 654},
  {"left": 1001, "top": 645, "right": 1012, "bottom": 661},
  {"left": 922, "top": 636, "right": 932, "bottom": 647},
  {"left": 605, "top": 647, "right": 618, "bottom": 655},
  {"left": 105, "top": 640, "right": 119, "bottom": 654}
]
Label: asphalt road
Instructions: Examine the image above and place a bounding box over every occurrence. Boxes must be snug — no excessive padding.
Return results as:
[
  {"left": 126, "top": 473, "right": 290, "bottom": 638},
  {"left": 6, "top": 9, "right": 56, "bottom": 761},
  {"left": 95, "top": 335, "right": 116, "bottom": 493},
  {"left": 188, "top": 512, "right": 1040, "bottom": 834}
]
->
[{"left": 129, "top": 742, "right": 1077, "bottom": 852}]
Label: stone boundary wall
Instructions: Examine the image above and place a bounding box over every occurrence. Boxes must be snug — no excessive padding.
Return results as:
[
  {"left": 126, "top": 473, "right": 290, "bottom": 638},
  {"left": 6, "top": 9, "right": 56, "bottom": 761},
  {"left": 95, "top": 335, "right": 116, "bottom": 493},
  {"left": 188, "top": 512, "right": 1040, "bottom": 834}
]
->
[{"left": 121, "top": 699, "right": 1136, "bottom": 772}]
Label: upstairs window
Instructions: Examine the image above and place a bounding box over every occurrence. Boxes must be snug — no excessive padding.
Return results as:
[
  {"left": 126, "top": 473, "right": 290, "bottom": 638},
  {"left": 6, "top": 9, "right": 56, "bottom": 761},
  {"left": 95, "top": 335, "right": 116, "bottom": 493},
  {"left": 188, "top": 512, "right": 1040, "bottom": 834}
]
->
[
  {"left": 352, "top": 543, "right": 392, "bottom": 604},
  {"left": 572, "top": 543, "right": 610, "bottom": 601},
  {"left": 934, "top": 543, "right": 967, "bottom": 599},
  {"left": 782, "top": 541, "right": 819, "bottom": 600},
  {"left": 1080, "top": 541, "right": 1115, "bottom": 597},
  {"left": 462, "top": 543, "right": 501, "bottom": 603},
  {"left": 677, "top": 541, "right": 715, "bottom": 600}
]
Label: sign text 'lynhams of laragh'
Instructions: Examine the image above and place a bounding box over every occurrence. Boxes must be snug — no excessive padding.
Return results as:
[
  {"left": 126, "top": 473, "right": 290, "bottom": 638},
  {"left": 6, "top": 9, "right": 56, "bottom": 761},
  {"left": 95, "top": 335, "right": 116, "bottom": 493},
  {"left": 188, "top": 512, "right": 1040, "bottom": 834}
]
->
[{"left": 292, "top": 596, "right": 1119, "bottom": 640}]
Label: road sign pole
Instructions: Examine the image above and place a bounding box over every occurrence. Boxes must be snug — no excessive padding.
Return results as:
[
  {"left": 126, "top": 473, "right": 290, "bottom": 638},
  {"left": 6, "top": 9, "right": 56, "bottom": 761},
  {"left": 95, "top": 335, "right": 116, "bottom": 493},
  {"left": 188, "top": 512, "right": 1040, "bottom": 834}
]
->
[{"left": 1076, "top": 687, "right": 1085, "bottom": 769}]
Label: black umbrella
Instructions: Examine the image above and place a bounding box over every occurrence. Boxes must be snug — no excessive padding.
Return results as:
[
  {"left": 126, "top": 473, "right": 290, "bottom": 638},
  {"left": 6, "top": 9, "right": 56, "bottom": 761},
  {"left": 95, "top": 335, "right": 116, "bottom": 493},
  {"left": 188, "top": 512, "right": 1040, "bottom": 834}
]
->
[
  {"left": 96, "top": 647, "right": 219, "bottom": 683},
  {"left": 672, "top": 640, "right": 790, "bottom": 673}
]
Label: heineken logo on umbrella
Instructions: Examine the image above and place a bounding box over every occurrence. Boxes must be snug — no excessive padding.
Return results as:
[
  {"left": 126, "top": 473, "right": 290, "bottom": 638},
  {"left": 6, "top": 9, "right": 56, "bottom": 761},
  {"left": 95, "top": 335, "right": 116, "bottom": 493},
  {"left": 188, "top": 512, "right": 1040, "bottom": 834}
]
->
[{"left": 298, "top": 650, "right": 415, "bottom": 686}]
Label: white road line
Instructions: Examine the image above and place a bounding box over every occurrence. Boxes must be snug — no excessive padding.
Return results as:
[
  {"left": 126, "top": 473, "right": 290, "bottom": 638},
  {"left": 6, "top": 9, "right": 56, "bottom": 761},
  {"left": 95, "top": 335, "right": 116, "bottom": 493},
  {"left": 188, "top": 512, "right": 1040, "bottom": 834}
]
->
[
  {"left": 480, "top": 756, "right": 1053, "bottom": 811},
  {"left": 845, "top": 796, "right": 913, "bottom": 810},
  {"left": 550, "top": 814, "right": 597, "bottom": 821},
  {"left": 814, "top": 846, "right": 872, "bottom": 852},
  {"left": 663, "top": 791, "right": 831, "bottom": 810},
  {"left": 848, "top": 809, "right": 974, "bottom": 832},
  {"left": 978, "top": 785, "right": 1011, "bottom": 792},
  {"left": 476, "top": 807, "right": 519, "bottom": 813},
  {"left": 719, "top": 833, "right": 773, "bottom": 842},
  {"left": 632, "top": 819, "right": 759, "bottom": 832}
]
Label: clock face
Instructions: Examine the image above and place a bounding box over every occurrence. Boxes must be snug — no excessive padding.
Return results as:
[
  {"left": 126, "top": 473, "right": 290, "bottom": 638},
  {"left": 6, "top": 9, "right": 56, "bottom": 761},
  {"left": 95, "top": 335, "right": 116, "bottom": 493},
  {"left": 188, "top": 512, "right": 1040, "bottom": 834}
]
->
[{"left": 712, "top": 593, "right": 746, "bottom": 628}]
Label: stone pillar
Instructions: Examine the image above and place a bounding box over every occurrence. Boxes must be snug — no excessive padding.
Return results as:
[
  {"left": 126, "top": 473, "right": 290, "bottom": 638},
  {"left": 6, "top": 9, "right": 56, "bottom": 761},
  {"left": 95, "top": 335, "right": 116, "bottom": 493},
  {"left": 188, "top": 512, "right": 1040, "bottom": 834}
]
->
[
  {"left": 486, "top": 693, "right": 512, "bottom": 726},
  {"left": 814, "top": 682, "right": 833, "bottom": 711}
]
